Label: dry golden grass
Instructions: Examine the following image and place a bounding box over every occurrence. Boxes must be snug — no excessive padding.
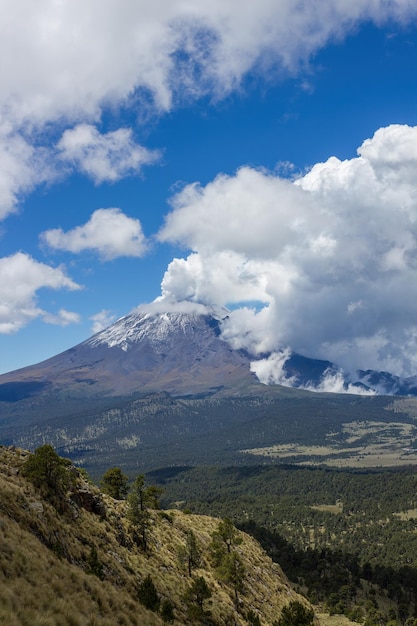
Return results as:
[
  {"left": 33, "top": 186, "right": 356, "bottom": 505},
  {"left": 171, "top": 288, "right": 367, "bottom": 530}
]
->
[
  {"left": 0, "top": 445, "right": 312, "bottom": 626},
  {"left": 316, "top": 612, "right": 361, "bottom": 626},
  {"left": 242, "top": 419, "right": 417, "bottom": 469},
  {"left": 390, "top": 397, "right": 417, "bottom": 415},
  {"left": 310, "top": 503, "right": 343, "bottom": 515},
  {"left": 393, "top": 508, "right": 417, "bottom": 521}
]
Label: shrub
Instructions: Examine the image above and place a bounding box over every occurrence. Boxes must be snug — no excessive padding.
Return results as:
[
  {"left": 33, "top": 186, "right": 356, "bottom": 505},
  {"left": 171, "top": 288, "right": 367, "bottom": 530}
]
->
[
  {"left": 247, "top": 609, "right": 262, "bottom": 626},
  {"left": 137, "top": 574, "right": 160, "bottom": 612},
  {"left": 274, "top": 601, "right": 314, "bottom": 626},
  {"left": 87, "top": 546, "right": 104, "bottom": 580},
  {"left": 160, "top": 599, "right": 175, "bottom": 623}
]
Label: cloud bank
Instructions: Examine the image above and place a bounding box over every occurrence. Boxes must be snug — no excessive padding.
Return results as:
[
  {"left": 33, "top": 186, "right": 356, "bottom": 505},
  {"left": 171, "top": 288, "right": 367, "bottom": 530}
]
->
[
  {"left": 158, "top": 124, "right": 417, "bottom": 379},
  {"left": 0, "top": 0, "right": 415, "bottom": 218},
  {"left": 1, "top": 1, "right": 417, "bottom": 373},
  {"left": 0, "top": 0, "right": 414, "bottom": 127}
]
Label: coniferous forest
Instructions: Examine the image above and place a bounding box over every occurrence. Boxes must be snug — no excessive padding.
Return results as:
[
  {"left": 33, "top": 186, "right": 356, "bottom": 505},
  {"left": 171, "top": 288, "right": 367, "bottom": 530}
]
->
[{"left": 154, "top": 463, "right": 417, "bottom": 624}]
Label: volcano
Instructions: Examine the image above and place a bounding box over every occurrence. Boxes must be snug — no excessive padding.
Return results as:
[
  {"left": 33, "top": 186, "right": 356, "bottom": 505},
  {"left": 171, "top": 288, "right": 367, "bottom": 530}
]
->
[
  {"left": 0, "top": 306, "right": 255, "bottom": 400},
  {"left": 0, "top": 306, "right": 276, "bottom": 471},
  {"left": 0, "top": 304, "right": 414, "bottom": 475}
]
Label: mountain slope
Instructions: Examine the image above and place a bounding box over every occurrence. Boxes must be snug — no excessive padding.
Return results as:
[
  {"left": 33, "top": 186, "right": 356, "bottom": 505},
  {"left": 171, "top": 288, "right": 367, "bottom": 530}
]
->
[
  {"left": 0, "top": 308, "right": 256, "bottom": 399},
  {"left": 0, "top": 445, "right": 311, "bottom": 626},
  {"left": 1, "top": 305, "right": 417, "bottom": 402}
]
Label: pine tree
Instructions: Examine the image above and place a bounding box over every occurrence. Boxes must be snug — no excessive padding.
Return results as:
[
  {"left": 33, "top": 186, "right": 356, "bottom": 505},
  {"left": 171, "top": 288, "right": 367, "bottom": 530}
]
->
[
  {"left": 217, "top": 550, "right": 245, "bottom": 609},
  {"left": 215, "top": 517, "right": 242, "bottom": 553},
  {"left": 22, "top": 445, "right": 73, "bottom": 507},
  {"left": 178, "top": 530, "right": 201, "bottom": 576},
  {"left": 184, "top": 577, "right": 212, "bottom": 621},
  {"left": 100, "top": 467, "right": 128, "bottom": 499}
]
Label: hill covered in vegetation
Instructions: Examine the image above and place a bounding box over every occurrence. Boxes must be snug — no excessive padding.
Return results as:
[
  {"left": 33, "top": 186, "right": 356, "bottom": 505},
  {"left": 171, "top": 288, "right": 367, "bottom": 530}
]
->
[
  {"left": 158, "top": 463, "right": 417, "bottom": 624},
  {"left": 0, "top": 445, "right": 312, "bottom": 626}
]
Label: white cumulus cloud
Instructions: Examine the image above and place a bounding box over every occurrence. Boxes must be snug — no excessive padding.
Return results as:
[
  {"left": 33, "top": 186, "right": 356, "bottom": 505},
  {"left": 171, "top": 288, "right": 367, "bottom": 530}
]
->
[
  {"left": 250, "top": 349, "right": 295, "bottom": 386},
  {"left": 0, "top": 252, "right": 80, "bottom": 334},
  {"left": 0, "top": 132, "right": 55, "bottom": 220},
  {"left": 304, "top": 370, "right": 376, "bottom": 396},
  {"left": 42, "top": 309, "right": 81, "bottom": 326},
  {"left": 158, "top": 124, "right": 417, "bottom": 379},
  {"left": 41, "top": 208, "right": 148, "bottom": 260},
  {"left": 0, "top": 0, "right": 414, "bottom": 128},
  {"left": 160, "top": 168, "right": 321, "bottom": 257},
  {"left": 57, "top": 124, "right": 160, "bottom": 184},
  {"left": 0, "top": 1, "right": 414, "bottom": 219}
]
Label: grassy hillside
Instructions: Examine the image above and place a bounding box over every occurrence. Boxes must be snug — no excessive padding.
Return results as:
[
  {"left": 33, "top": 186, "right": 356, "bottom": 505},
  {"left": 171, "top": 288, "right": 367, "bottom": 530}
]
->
[{"left": 0, "top": 445, "right": 312, "bottom": 626}]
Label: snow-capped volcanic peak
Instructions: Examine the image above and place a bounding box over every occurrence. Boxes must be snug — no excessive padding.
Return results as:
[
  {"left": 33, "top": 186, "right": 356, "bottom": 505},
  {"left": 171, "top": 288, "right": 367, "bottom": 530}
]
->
[
  {"left": 0, "top": 301, "right": 252, "bottom": 398},
  {"left": 86, "top": 303, "right": 229, "bottom": 352}
]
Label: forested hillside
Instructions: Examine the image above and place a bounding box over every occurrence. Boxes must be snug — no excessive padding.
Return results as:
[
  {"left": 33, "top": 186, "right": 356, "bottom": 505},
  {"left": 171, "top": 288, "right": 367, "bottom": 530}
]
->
[
  {"left": 157, "top": 464, "right": 417, "bottom": 624},
  {"left": 0, "top": 446, "right": 311, "bottom": 626}
]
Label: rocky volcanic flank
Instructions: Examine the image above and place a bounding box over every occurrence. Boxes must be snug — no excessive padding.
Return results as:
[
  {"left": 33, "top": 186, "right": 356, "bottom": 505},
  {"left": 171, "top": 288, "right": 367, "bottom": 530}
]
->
[{"left": 0, "top": 306, "right": 256, "bottom": 400}]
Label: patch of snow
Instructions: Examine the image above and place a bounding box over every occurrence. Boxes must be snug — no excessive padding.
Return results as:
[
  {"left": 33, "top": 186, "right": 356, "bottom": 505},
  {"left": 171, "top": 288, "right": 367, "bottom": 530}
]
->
[{"left": 86, "top": 303, "right": 229, "bottom": 350}]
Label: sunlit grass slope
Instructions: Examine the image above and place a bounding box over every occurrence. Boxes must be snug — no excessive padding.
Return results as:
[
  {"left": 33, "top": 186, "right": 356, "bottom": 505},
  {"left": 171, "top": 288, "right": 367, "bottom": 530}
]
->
[{"left": 0, "top": 446, "right": 310, "bottom": 625}]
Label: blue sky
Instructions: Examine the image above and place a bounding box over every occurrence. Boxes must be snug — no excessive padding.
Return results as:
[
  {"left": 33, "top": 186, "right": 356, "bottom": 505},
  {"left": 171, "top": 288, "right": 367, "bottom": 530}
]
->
[{"left": 1, "top": 1, "right": 417, "bottom": 381}]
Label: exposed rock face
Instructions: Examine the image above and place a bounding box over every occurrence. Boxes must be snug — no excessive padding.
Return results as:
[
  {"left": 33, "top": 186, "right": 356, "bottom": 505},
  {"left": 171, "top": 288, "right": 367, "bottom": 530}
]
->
[
  {"left": 356, "top": 369, "right": 417, "bottom": 396},
  {"left": 70, "top": 487, "right": 106, "bottom": 517}
]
